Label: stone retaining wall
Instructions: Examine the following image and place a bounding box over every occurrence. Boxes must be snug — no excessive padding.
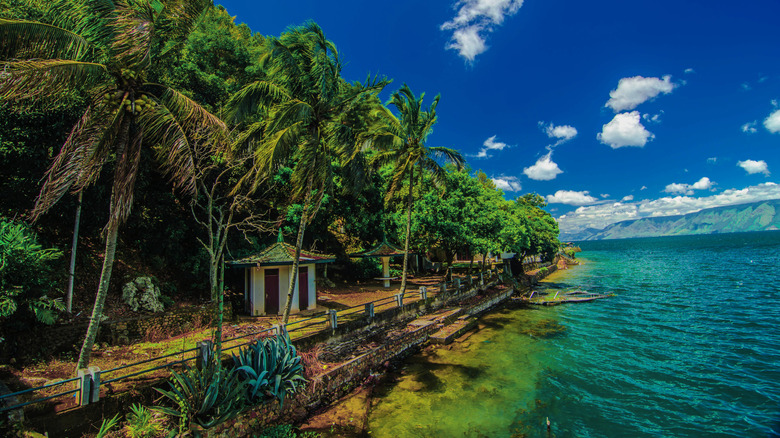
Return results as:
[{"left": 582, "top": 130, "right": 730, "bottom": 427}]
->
[{"left": 208, "top": 320, "right": 438, "bottom": 436}]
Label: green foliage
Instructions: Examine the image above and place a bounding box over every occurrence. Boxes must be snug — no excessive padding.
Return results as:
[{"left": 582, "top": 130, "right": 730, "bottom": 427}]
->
[
  {"left": 256, "top": 424, "right": 321, "bottom": 438},
  {"left": 95, "top": 414, "right": 120, "bottom": 438},
  {"left": 123, "top": 404, "right": 165, "bottom": 438},
  {"left": 153, "top": 360, "right": 245, "bottom": 430},
  {"left": 232, "top": 330, "right": 306, "bottom": 408},
  {"left": 345, "top": 258, "right": 382, "bottom": 280},
  {"left": 0, "top": 219, "right": 63, "bottom": 327}
]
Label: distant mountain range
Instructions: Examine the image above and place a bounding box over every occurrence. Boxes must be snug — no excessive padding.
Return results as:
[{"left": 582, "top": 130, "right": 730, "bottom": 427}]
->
[{"left": 561, "top": 199, "right": 780, "bottom": 241}]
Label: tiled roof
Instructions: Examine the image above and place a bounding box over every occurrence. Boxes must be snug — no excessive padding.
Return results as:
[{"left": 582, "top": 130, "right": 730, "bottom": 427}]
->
[
  {"left": 348, "top": 236, "right": 408, "bottom": 258},
  {"left": 227, "top": 234, "right": 335, "bottom": 267}
]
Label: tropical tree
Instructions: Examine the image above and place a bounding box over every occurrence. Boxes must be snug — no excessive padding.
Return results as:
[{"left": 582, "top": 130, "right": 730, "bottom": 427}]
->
[
  {"left": 227, "top": 21, "right": 387, "bottom": 323},
  {"left": 0, "top": 0, "right": 226, "bottom": 370},
  {"left": 371, "top": 85, "right": 464, "bottom": 294}
]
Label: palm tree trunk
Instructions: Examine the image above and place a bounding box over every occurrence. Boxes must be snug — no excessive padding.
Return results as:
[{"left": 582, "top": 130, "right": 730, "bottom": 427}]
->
[
  {"left": 400, "top": 167, "right": 414, "bottom": 295},
  {"left": 281, "top": 190, "right": 311, "bottom": 324},
  {"left": 76, "top": 219, "right": 119, "bottom": 370},
  {"left": 66, "top": 192, "right": 83, "bottom": 314}
]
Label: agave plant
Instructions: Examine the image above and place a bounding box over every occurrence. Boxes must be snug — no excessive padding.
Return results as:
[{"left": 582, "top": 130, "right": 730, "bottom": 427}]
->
[
  {"left": 153, "top": 359, "right": 245, "bottom": 430},
  {"left": 232, "top": 330, "right": 306, "bottom": 408}
]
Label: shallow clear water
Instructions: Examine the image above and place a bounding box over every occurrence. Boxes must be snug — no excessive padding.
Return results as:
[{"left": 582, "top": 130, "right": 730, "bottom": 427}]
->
[{"left": 366, "top": 231, "right": 780, "bottom": 437}]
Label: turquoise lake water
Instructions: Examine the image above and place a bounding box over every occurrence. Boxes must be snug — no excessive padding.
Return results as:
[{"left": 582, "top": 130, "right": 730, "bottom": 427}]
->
[{"left": 366, "top": 231, "right": 780, "bottom": 437}]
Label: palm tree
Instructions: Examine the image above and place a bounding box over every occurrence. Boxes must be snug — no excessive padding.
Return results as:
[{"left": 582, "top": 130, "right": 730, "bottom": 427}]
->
[
  {"left": 370, "top": 85, "right": 465, "bottom": 294},
  {"left": 227, "top": 22, "right": 387, "bottom": 323},
  {"left": 0, "top": 0, "right": 225, "bottom": 370}
]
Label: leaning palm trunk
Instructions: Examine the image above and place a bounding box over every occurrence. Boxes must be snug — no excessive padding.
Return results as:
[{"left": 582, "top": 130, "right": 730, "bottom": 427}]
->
[
  {"left": 399, "top": 167, "right": 414, "bottom": 295},
  {"left": 76, "top": 219, "right": 119, "bottom": 370},
  {"left": 66, "top": 192, "right": 82, "bottom": 313},
  {"left": 281, "top": 203, "right": 308, "bottom": 324}
]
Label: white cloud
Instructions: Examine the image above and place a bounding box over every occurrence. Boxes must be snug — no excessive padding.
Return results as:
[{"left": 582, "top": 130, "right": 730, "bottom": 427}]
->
[
  {"left": 523, "top": 152, "right": 563, "bottom": 180},
  {"left": 472, "top": 135, "right": 510, "bottom": 158},
  {"left": 621, "top": 195, "right": 634, "bottom": 202},
  {"left": 546, "top": 190, "right": 600, "bottom": 206},
  {"left": 707, "top": 157, "right": 717, "bottom": 164},
  {"left": 643, "top": 113, "right": 662, "bottom": 124},
  {"left": 491, "top": 175, "right": 522, "bottom": 192},
  {"left": 600, "top": 194, "right": 610, "bottom": 198},
  {"left": 684, "top": 68, "right": 695, "bottom": 74},
  {"left": 543, "top": 123, "right": 577, "bottom": 141},
  {"left": 441, "top": 0, "right": 524, "bottom": 62},
  {"left": 737, "top": 159, "right": 770, "bottom": 176},
  {"left": 605, "top": 75, "right": 677, "bottom": 112},
  {"left": 598, "top": 111, "right": 654, "bottom": 148},
  {"left": 742, "top": 82, "right": 752, "bottom": 91},
  {"left": 557, "top": 182, "right": 780, "bottom": 234},
  {"left": 764, "top": 109, "right": 780, "bottom": 133},
  {"left": 663, "top": 177, "right": 714, "bottom": 195},
  {"left": 640, "top": 186, "right": 647, "bottom": 190},
  {"left": 742, "top": 121, "right": 758, "bottom": 134}
]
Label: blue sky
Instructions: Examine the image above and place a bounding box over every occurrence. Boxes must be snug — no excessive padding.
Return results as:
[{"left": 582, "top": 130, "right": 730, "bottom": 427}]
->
[{"left": 216, "top": 0, "right": 780, "bottom": 235}]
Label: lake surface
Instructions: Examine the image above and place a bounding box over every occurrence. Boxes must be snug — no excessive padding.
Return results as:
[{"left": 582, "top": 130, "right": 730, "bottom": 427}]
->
[{"left": 365, "top": 231, "right": 780, "bottom": 437}]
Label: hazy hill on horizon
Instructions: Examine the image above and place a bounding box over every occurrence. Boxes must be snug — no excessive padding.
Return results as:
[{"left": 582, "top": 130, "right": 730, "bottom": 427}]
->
[{"left": 561, "top": 199, "right": 780, "bottom": 241}]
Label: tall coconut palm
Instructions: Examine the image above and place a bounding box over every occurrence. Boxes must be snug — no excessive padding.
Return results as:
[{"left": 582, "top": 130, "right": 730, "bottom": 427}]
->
[
  {"left": 0, "top": 0, "right": 225, "bottom": 370},
  {"left": 370, "top": 85, "right": 465, "bottom": 294},
  {"left": 227, "top": 21, "right": 387, "bottom": 324}
]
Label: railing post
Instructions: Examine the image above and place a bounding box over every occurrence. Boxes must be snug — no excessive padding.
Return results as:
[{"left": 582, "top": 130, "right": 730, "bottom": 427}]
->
[
  {"left": 479, "top": 272, "right": 484, "bottom": 285},
  {"left": 364, "top": 302, "right": 374, "bottom": 319},
  {"left": 395, "top": 293, "right": 403, "bottom": 307},
  {"left": 273, "top": 324, "right": 282, "bottom": 337},
  {"left": 77, "top": 369, "right": 91, "bottom": 407},
  {"left": 196, "top": 340, "right": 213, "bottom": 370},
  {"left": 454, "top": 278, "right": 461, "bottom": 291},
  {"left": 419, "top": 286, "right": 427, "bottom": 300},
  {"left": 329, "top": 309, "right": 338, "bottom": 332},
  {"left": 440, "top": 282, "right": 446, "bottom": 295},
  {"left": 446, "top": 267, "right": 452, "bottom": 282},
  {"left": 88, "top": 367, "right": 101, "bottom": 404}
]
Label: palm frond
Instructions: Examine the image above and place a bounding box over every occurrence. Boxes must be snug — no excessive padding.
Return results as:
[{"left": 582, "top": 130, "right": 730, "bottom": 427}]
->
[
  {"left": 428, "top": 146, "right": 465, "bottom": 170},
  {"left": 0, "top": 19, "right": 92, "bottom": 60},
  {"left": 0, "top": 59, "right": 107, "bottom": 107},
  {"left": 226, "top": 80, "right": 289, "bottom": 122},
  {"left": 108, "top": 125, "right": 143, "bottom": 227},
  {"left": 32, "top": 98, "right": 126, "bottom": 221}
]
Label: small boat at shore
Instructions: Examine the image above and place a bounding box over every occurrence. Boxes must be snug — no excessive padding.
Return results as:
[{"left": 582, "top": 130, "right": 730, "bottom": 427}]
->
[{"left": 522, "top": 289, "right": 613, "bottom": 306}]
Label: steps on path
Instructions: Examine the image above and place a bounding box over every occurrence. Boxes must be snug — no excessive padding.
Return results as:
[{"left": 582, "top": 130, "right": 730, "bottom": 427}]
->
[{"left": 429, "top": 315, "right": 477, "bottom": 345}]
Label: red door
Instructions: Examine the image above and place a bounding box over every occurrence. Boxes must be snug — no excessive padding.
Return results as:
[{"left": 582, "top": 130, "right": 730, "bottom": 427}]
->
[
  {"left": 265, "top": 269, "right": 279, "bottom": 315},
  {"left": 298, "top": 266, "right": 309, "bottom": 311}
]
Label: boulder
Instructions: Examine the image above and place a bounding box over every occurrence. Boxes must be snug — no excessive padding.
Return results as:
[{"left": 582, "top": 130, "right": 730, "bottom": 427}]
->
[{"left": 122, "top": 276, "right": 164, "bottom": 313}]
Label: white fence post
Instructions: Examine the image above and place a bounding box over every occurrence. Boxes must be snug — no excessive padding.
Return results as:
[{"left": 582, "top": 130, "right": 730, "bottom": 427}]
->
[
  {"left": 419, "top": 286, "right": 427, "bottom": 300},
  {"left": 365, "top": 302, "right": 375, "bottom": 319}
]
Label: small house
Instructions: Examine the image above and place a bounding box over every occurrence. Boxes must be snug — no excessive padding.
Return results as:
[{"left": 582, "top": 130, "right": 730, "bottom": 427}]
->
[{"left": 227, "top": 232, "right": 335, "bottom": 316}]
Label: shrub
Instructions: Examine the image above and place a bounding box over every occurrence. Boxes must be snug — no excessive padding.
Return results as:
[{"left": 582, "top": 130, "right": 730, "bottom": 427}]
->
[
  {"left": 123, "top": 404, "right": 165, "bottom": 438},
  {"left": 257, "top": 424, "right": 321, "bottom": 438},
  {"left": 0, "top": 219, "right": 63, "bottom": 331},
  {"left": 153, "top": 359, "right": 245, "bottom": 431},
  {"left": 232, "top": 329, "right": 306, "bottom": 408},
  {"left": 345, "top": 258, "right": 381, "bottom": 280}
]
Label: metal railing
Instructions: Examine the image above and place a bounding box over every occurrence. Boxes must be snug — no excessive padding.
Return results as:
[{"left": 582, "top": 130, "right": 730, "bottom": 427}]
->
[{"left": 0, "top": 269, "right": 502, "bottom": 415}]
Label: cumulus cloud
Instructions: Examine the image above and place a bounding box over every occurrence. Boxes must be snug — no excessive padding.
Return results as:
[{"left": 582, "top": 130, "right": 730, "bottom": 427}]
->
[
  {"left": 742, "top": 121, "right": 758, "bottom": 134},
  {"left": 546, "top": 190, "right": 600, "bottom": 206},
  {"left": 543, "top": 122, "right": 577, "bottom": 141},
  {"left": 557, "top": 182, "right": 780, "bottom": 234},
  {"left": 643, "top": 113, "right": 662, "bottom": 124},
  {"left": 491, "top": 175, "right": 522, "bottom": 192},
  {"left": 621, "top": 195, "right": 634, "bottom": 202},
  {"left": 597, "top": 111, "right": 654, "bottom": 148},
  {"left": 472, "top": 135, "right": 510, "bottom": 158},
  {"left": 523, "top": 152, "right": 563, "bottom": 181},
  {"left": 663, "top": 177, "right": 714, "bottom": 195},
  {"left": 737, "top": 159, "right": 770, "bottom": 176},
  {"left": 605, "top": 75, "right": 677, "bottom": 112},
  {"left": 441, "top": 0, "right": 524, "bottom": 62},
  {"left": 764, "top": 109, "right": 780, "bottom": 133}
]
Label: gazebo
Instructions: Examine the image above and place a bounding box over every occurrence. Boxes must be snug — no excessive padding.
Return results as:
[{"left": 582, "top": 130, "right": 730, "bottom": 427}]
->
[
  {"left": 227, "top": 232, "right": 335, "bottom": 316},
  {"left": 348, "top": 235, "right": 409, "bottom": 288}
]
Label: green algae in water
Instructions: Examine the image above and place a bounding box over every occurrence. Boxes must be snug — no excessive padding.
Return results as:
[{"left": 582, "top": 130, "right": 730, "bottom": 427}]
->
[{"left": 366, "top": 308, "right": 560, "bottom": 438}]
